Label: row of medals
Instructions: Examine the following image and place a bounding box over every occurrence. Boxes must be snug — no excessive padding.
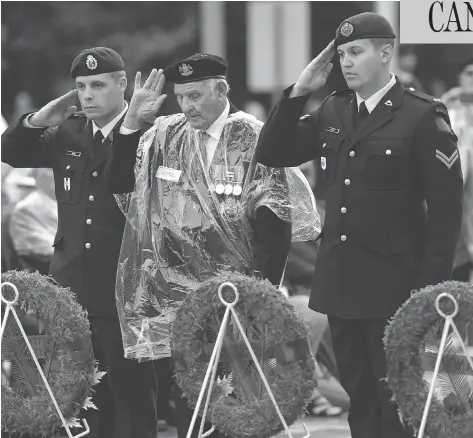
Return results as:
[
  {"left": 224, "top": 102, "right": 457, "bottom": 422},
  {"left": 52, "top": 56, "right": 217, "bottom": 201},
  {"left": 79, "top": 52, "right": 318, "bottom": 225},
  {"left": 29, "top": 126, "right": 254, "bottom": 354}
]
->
[{"left": 210, "top": 170, "right": 243, "bottom": 197}]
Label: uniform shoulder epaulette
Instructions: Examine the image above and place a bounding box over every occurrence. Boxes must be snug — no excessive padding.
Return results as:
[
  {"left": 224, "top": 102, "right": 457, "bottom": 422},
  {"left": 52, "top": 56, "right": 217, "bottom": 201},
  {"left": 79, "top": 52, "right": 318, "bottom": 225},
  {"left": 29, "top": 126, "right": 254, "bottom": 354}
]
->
[
  {"left": 405, "top": 87, "right": 440, "bottom": 104},
  {"left": 405, "top": 87, "right": 450, "bottom": 117}
]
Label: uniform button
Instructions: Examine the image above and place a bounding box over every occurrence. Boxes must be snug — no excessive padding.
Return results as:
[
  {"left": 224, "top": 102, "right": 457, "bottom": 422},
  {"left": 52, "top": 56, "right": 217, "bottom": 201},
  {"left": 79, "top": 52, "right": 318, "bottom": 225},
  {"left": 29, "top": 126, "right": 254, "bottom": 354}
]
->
[
  {"left": 341, "top": 235, "right": 347, "bottom": 242},
  {"left": 85, "top": 243, "right": 91, "bottom": 249},
  {"left": 386, "top": 149, "right": 392, "bottom": 155},
  {"left": 341, "top": 207, "right": 347, "bottom": 213},
  {"left": 86, "top": 219, "right": 92, "bottom": 225},
  {"left": 89, "top": 195, "right": 95, "bottom": 201},
  {"left": 92, "top": 171, "right": 98, "bottom": 177},
  {"left": 344, "top": 179, "right": 351, "bottom": 185},
  {"left": 409, "top": 87, "right": 415, "bottom": 91},
  {"left": 349, "top": 150, "right": 355, "bottom": 157},
  {"left": 322, "top": 142, "right": 327, "bottom": 148}
]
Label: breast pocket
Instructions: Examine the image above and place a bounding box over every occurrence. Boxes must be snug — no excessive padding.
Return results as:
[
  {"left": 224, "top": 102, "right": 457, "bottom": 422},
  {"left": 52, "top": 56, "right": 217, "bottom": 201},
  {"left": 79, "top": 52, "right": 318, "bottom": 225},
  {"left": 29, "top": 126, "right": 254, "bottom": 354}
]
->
[
  {"left": 364, "top": 141, "right": 410, "bottom": 191},
  {"left": 318, "top": 134, "right": 342, "bottom": 185},
  {"left": 54, "top": 159, "right": 86, "bottom": 204}
]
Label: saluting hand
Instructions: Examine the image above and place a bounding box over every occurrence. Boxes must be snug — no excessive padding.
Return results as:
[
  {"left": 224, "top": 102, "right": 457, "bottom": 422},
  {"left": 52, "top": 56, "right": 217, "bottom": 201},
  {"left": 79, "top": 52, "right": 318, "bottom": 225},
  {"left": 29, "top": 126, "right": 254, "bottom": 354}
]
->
[
  {"left": 291, "top": 41, "right": 335, "bottom": 97},
  {"left": 29, "top": 90, "right": 79, "bottom": 127},
  {"left": 123, "top": 69, "right": 167, "bottom": 130}
]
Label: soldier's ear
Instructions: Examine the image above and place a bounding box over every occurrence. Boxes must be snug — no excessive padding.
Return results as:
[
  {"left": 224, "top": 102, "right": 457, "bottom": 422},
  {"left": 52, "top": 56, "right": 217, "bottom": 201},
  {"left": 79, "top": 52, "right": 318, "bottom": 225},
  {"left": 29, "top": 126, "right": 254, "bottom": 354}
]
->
[
  {"left": 119, "top": 76, "right": 127, "bottom": 92},
  {"left": 380, "top": 44, "right": 393, "bottom": 65}
]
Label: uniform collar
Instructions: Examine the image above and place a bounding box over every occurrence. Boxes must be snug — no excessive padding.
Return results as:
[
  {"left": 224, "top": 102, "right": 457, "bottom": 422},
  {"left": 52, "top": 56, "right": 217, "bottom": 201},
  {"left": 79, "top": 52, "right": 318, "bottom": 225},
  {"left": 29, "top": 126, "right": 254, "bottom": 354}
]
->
[
  {"left": 199, "top": 100, "right": 230, "bottom": 141},
  {"left": 92, "top": 101, "right": 128, "bottom": 140},
  {"left": 356, "top": 73, "right": 396, "bottom": 113}
]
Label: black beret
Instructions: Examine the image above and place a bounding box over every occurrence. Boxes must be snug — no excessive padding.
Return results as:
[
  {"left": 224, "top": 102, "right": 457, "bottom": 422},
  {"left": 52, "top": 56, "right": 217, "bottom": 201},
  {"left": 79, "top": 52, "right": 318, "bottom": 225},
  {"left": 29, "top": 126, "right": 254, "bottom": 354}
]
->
[
  {"left": 334, "top": 12, "right": 396, "bottom": 48},
  {"left": 164, "top": 53, "right": 227, "bottom": 84},
  {"left": 70, "top": 47, "right": 125, "bottom": 79}
]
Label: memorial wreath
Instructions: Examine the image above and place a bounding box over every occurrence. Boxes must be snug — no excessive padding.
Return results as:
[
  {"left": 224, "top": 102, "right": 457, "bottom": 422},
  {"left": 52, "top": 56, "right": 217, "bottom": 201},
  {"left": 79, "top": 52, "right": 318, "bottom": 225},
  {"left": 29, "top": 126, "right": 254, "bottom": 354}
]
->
[
  {"left": 385, "top": 281, "right": 473, "bottom": 438},
  {"left": 171, "top": 273, "right": 317, "bottom": 438},
  {"left": 1, "top": 270, "right": 103, "bottom": 437}
]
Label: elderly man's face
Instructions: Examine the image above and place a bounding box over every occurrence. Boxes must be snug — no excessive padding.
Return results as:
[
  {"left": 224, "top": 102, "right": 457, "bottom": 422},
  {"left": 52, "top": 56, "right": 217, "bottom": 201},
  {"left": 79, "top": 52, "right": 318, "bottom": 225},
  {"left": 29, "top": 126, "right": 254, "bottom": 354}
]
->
[{"left": 174, "top": 80, "right": 226, "bottom": 130}]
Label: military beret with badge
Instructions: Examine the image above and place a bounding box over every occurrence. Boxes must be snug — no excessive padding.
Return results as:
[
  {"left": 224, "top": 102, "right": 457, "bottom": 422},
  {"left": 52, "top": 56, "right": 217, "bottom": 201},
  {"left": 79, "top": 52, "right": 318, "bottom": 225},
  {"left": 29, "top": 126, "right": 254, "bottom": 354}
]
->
[
  {"left": 70, "top": 47, "right": 125, "bottom": 79},
  {"left": 334, "top": 12, "right": 396, "bottom": 48},
  {"left": 164, "top": 53, "right": 227, "bottom": 84}
]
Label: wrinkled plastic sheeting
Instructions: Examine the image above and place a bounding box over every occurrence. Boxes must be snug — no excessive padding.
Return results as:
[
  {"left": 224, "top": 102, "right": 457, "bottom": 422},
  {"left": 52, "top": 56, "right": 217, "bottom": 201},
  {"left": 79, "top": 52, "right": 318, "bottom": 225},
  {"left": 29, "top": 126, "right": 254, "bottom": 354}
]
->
[{"left": 114, "top": 112, "right": 321, "bottom": 361}]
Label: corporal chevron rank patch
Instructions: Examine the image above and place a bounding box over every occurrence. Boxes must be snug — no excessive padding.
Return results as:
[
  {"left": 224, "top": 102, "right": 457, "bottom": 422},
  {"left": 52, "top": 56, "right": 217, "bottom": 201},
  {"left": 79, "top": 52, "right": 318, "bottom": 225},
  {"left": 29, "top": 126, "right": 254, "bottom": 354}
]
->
[{"left": 436, "top": 149, "right": 459, "bottom": 169}]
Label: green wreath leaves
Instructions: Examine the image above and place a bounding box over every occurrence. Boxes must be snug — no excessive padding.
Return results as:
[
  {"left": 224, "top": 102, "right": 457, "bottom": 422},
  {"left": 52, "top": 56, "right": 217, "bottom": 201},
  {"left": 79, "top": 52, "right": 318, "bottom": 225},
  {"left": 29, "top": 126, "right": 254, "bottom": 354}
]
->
[
  {"left": 170, "top": 273, "right": 317, "bottom": 438},
  {"left": 1, "top": 270, "right": 102, "bottom": 437},
  {"left": 385, "top": 281, "right": 473, "bottom": 438}
]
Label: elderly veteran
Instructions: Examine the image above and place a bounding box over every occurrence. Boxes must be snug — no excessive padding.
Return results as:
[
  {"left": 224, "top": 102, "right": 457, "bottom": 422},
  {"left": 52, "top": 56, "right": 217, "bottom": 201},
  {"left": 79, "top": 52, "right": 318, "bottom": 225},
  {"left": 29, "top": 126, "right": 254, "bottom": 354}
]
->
[
  {"left": 255, "top": 12, "right": 463, "bottom": 438},
  {"left": 106, "top": 53, "right": 320, "bottom": 438},
  {"left": 1, "top": 47, "right": 158, "bottom": 438}
]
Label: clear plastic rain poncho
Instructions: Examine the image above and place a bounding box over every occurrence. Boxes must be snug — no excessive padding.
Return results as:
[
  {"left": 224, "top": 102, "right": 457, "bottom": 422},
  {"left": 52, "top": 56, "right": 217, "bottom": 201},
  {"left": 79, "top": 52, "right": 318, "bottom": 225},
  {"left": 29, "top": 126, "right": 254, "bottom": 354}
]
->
[{"left": 114, "top": 111, "right": 321, "bottom": 361}]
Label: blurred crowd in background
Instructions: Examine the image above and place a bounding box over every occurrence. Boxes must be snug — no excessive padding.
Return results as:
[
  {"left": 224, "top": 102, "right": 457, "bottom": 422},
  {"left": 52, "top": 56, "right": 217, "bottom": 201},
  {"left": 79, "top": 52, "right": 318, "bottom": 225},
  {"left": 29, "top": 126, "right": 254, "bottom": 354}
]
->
[{"left": 1, "top": 1, "right": 472, "bottom": 429}]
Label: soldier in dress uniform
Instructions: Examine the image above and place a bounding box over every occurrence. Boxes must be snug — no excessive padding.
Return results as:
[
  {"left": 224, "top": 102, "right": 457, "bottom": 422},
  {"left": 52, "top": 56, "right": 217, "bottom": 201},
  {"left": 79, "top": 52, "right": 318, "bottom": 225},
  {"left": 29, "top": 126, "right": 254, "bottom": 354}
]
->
[
  {"left": 1, "top": 47, "right": 158, "bottom": 438},
  {"left": 255, "top": 12, "right": 463, "bottom": 438}
]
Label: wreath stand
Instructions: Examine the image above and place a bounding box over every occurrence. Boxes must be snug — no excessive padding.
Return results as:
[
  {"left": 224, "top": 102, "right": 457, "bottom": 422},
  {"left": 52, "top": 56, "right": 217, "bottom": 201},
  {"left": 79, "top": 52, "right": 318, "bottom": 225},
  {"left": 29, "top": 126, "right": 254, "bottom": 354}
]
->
[
  {"left": 1, "top": 281, "right": 90, "bottom": 438},
  {"left": 186, "top": 282, "right": 310, "bottom": 438},
  {"left": 418, "top": 292, "right": 473, "bottom": 438}
]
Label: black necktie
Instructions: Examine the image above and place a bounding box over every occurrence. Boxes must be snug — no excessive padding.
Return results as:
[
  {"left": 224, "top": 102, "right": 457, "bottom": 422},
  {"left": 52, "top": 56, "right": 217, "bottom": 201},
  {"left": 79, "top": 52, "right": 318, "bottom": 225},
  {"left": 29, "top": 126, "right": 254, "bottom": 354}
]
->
[
  {"left": 354, "top": 101, "right": 369, "bottom": 131},
  {"left": 93, "top": 130, "right": 104, "bottom": 155}
]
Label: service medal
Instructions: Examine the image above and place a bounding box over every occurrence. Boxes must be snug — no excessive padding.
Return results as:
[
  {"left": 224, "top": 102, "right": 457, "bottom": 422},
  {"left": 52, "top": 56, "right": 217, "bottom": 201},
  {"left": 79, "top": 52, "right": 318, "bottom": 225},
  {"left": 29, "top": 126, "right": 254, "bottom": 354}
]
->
[
  {"left": 232, "top": 184, "right": 242, "bottom": 197},
  {"left": 224, "top": 184, "right": 233, "bottom": 196},
  {"left": 215, "top": 183, "right": 225, "bottom": 195}
]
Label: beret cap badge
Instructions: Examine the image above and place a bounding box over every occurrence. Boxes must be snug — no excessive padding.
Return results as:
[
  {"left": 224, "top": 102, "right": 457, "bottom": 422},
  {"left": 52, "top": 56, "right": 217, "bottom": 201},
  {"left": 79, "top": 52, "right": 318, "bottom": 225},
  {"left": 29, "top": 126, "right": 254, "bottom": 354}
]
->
[
  {"left": 179, "top": 63, "right": 193, "bottom": 77},
  {"left": 86, "top": 55, "right": 98, "bottom": 70},
  {"left": 340, "top": 22, "right": 354, "bottom": 37}
]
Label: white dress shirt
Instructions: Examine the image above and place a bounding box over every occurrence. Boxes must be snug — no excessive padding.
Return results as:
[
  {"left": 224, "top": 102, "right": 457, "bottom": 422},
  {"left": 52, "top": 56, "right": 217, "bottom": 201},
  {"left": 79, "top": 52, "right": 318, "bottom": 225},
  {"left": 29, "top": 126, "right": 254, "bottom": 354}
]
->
[
  {"left": 356, "top": 73, "right": 396, "bottom": 113},
  {"left": 198, "top": 100, "right": 230, "bottom": 169},
  {"left": 92, "top": 101, "right": 128, "bottom": 141}
]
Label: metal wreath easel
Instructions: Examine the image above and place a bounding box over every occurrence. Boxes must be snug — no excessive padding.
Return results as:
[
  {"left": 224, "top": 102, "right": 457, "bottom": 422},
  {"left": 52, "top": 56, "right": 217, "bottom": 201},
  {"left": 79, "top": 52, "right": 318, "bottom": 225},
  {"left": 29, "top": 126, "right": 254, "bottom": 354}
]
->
[
  {"left": 417, "top": 292, "right": 473, "bottom": 438},
  {"left": 0, "top": 281, "right": 90, "bottom": 438},
  {"left": 186, "top": 281, "right": 310, "bottom": 438}
]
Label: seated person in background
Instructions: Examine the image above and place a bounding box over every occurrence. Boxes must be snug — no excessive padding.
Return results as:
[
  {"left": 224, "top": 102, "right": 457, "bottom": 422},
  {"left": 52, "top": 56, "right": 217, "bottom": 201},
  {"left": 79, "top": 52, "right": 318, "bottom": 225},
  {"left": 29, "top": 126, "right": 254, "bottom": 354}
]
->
[
  {"left": 1, "top": 169, "right": 37, "bottom": 272},
  {"left": 9, "top": 168, "right": 57, "bottom": 274}
]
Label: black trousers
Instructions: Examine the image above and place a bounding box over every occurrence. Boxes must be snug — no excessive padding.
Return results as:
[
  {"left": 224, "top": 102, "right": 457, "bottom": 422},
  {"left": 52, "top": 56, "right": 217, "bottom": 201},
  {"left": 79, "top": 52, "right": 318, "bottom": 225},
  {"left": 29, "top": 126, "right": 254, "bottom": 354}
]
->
[
  {"left": 85, "top": 317, "right": 158, "bottom": 438},
  {"left": 328, "top": 317, "right": 414, "bottom": 438}
]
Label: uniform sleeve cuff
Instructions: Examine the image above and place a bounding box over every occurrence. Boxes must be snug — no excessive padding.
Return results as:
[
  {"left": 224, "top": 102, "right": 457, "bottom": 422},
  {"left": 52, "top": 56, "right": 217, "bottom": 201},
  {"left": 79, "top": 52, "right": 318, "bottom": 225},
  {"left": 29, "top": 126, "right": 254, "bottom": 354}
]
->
[
  {"left": 280, "top": 85, "right": 311, "bottom": 113},
  {"left": 282, "top": 84, "right": 311, "bottom": 101},
  {"left": 23, "top": 113, "right": 46, "bottom": 128},
  {"left": 119, "top": 125, "right": 140, "bottom": 135}
]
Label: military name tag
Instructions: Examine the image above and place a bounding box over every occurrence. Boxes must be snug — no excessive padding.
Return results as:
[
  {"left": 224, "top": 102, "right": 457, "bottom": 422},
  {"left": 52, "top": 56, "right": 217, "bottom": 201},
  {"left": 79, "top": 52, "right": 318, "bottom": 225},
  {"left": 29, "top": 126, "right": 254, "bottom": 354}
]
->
[
  {"left": 66, "top": 150, "right": 81, "bottom": 157},
  {"left": 321, "top": 157, "right": 327, "bottom": 170},
  {"left": 156, "top": 166, "right": 181, "bottom": 182}
]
